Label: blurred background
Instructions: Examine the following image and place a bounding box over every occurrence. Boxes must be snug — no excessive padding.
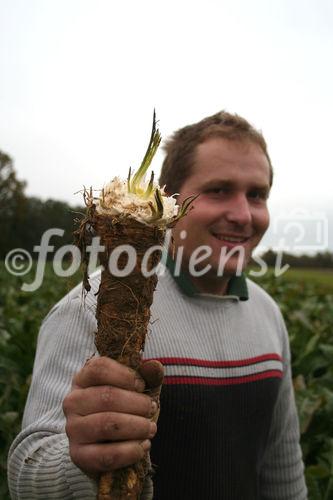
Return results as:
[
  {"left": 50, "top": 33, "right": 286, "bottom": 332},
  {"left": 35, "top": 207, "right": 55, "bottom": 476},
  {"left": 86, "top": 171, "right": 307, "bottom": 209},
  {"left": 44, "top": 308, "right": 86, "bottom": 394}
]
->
[
  {"left": 1, "top": 0, "right": 332, "bottom": 257},
  {"left": 1, "top": 1, "right": 333, "bottom": 498}
]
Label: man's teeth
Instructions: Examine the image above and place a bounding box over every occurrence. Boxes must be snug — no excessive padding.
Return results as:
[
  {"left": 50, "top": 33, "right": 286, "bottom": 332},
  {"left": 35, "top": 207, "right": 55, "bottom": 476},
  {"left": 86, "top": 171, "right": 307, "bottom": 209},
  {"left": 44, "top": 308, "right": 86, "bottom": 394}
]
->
[{"left": 214, "top": 234, "right": 247, "bottom": 242}]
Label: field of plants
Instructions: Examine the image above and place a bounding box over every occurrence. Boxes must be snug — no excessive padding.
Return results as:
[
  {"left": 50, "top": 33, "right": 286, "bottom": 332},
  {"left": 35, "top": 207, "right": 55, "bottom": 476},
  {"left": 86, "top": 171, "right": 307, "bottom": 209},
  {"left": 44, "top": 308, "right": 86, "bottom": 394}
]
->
[{"left": 0, "top": 263, "right": 332, "bottom": 499}]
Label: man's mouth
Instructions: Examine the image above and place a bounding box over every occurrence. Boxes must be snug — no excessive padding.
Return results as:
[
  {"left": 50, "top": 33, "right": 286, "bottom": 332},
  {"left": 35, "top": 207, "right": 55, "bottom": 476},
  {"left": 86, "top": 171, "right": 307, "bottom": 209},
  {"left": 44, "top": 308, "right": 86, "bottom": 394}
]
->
[{"left": 212, "top": 233, "right": 250, "bottom": 244}]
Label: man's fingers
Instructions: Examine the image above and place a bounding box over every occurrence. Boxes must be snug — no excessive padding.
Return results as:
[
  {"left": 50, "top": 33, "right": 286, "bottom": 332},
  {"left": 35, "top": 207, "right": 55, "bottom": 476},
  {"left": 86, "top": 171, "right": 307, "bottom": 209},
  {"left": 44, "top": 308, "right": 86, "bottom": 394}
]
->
[
  {"left": 139, "top": 360, "right": 164, "bottom": 390},
  {"left": 70, "top": 440, "right": 151, "bottom": 474},
  {"left": 65, "top": 358, "right": 162, "bottom": 480},
  {"left": 63, "top": 386, "right": 157, "bottom": 418},
  {"left": 66, "top": 411, "right": 157, "bottom": 444},
  {"left": 73, "top": 357, "right": 145, "bottom": 392}
]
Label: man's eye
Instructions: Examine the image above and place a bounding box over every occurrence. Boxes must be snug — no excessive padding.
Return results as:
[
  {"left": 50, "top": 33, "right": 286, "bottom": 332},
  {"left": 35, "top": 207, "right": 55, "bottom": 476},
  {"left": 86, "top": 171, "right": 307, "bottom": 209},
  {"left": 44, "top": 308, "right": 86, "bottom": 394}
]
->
[
  {"left": 206, "top": 187, "right": 229, "bottom": 195},
  {"left": 248, "top": 190, "right": 268, "bottom": 201}
]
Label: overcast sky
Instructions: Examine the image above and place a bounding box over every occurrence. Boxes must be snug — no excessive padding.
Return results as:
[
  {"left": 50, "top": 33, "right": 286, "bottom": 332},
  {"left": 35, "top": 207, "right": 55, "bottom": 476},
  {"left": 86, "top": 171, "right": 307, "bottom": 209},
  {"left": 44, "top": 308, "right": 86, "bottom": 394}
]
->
[{"left": 1, "top": 0, "right": 332, "bottom": 252}]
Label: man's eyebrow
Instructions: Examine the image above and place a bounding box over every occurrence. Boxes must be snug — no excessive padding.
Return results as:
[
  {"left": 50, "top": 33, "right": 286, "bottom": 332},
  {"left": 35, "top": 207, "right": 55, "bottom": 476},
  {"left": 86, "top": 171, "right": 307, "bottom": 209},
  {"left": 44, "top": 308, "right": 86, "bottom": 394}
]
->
[
  {"left": 201, "top": 179, "right": 235, "bottom": 189},
  {"left": 201, "top": 179, "right": 270, "bottom": 191}
]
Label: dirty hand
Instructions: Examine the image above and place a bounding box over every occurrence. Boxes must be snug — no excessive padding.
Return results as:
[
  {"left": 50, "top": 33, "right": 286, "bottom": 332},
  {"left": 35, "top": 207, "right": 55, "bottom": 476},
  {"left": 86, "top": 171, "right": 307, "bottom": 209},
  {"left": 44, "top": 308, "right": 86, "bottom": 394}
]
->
[{"left": 63, "top": 356, "right": 164, "bottom": 478}]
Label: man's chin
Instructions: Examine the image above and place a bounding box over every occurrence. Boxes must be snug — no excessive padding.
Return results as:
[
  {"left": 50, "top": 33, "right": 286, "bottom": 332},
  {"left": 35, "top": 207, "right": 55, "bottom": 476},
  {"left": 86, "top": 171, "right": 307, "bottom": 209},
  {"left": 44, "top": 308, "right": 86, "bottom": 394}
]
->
[
  {"left": 214, "top": 254, "right": 248, "bottom": 277},
  {"left": 192, "top": 260, "right": 246, "bottom": 279}
]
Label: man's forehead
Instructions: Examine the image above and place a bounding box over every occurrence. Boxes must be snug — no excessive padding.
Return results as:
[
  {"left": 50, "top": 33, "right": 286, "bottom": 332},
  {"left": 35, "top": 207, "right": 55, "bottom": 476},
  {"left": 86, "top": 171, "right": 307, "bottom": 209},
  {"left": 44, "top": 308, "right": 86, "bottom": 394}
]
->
[
  {"left": 193, "top": 137, "right": 270, "bottom": 174},
  {"left": 195, "top": 136, "right": 267, "bottom": 160}
]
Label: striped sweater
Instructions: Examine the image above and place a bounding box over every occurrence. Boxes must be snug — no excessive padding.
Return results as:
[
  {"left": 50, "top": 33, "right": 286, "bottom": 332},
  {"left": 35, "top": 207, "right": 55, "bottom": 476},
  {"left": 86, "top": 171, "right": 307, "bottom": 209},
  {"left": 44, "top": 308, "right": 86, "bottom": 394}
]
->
[{"left": 8, "top": 266, "right": 307, "bottom": 499}]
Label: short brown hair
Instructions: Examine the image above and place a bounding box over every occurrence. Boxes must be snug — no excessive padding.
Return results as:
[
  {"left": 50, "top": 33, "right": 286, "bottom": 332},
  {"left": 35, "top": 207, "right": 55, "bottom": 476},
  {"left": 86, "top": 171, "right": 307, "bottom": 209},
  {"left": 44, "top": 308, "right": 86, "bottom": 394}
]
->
[{"left": 159, "top": 111, "right": 273, "bottom": 194}]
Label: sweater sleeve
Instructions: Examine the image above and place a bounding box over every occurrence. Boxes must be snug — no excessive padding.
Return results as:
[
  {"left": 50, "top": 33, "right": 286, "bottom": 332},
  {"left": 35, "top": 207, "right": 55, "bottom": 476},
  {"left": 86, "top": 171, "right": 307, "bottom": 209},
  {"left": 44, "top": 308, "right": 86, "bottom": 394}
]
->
[
  {"left": 7, "top": 295, "right": 99, "bottom": 499},
  {"left": 8, "top": 292, "right": 154, "bottom": 500},
  {"left": 259, "top": 311, "right": 308, "bottom": 500}
]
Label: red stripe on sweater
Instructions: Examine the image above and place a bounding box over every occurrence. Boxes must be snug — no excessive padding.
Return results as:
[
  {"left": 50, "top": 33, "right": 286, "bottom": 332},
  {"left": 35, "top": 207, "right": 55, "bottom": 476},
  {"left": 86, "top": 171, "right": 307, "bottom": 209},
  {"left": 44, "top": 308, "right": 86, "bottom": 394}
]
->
[
  {"left": 145, "top": 353, "right": 283, "bottom": 368},
  {"left": 163, "top": 370, "right": 283, "bottom": 386}
]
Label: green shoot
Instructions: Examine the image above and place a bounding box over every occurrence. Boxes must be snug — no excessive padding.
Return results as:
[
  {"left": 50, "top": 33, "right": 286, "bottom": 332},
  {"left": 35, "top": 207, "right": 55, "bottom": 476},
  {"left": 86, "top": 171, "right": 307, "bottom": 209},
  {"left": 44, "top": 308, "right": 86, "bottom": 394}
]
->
[{"left": 129, "top": 109, "right": 161, "bottom": 194}]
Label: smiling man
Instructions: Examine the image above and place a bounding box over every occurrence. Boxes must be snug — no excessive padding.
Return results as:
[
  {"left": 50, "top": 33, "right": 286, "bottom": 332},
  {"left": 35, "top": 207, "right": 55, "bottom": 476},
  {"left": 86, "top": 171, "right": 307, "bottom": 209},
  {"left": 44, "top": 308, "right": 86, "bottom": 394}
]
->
[
  {"left": 168, "top": 136, "right": 271, "bottom": 293},
  {"left": 148, "top": 112, "right": 307, "bottom": 499},
  {"left": 8, "top": 111, "right": 307, "bottom": 500}
]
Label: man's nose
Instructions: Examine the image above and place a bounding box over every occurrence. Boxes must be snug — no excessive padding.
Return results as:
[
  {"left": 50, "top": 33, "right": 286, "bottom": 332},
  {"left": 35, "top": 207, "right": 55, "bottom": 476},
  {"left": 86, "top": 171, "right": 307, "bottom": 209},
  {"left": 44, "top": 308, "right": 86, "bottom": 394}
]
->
[{"left": 224, "top": 193, "right": 252, "bottom": 226}]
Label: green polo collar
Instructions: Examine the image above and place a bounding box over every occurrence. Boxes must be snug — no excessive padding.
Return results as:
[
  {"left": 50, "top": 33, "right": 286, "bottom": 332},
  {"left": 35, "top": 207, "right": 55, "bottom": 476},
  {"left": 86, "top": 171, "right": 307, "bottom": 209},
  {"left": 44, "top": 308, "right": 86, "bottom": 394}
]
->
[{"left": 165, "top": 253, "right": 248, "bottom": 301}]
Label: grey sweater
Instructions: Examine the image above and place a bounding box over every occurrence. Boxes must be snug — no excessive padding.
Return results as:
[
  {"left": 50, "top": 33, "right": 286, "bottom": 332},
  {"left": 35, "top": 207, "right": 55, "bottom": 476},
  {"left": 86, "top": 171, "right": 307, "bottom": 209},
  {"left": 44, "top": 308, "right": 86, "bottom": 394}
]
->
[{"left": 8, "top": 268, "right": 307, "bottom": 499}]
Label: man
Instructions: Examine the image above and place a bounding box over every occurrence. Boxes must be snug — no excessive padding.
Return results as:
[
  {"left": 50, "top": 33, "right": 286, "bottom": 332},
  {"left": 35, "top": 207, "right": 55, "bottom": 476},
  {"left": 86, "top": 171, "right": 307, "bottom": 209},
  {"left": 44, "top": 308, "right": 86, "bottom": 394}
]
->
[{"left": 8, "top": 111, "right": 307, "bottom": 499}]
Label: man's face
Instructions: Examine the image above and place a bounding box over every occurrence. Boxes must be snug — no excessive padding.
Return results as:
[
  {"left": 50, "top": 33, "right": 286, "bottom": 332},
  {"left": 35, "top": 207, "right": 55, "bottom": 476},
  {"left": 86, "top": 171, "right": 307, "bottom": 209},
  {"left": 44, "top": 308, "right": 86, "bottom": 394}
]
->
[{"left": 172, "top": 137, "right": 271, "bottom": 279}]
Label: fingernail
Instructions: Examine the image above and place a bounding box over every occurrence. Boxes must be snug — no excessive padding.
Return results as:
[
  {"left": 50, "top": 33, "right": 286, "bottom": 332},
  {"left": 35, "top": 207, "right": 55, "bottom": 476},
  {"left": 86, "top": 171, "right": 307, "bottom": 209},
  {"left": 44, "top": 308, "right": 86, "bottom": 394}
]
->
[
  {"left": 140, "top": 439, "right": 151, "bottom": 452},
  {"left": 134, "top": 376, "right": 145, "bottom": 392},
  {"left": 149, "top": 422, "right": 157, "bottom": 438},
  {"left": 151, "top": 400, "right": 158, "bottom": 416}
]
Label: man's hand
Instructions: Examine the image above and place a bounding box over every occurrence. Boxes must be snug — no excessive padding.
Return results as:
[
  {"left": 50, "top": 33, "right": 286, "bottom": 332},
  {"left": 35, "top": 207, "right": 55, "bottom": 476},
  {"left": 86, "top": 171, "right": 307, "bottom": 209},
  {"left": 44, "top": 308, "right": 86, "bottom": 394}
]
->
[{"left": 63, "top": 356, "right": 164, "bottom": 477}]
